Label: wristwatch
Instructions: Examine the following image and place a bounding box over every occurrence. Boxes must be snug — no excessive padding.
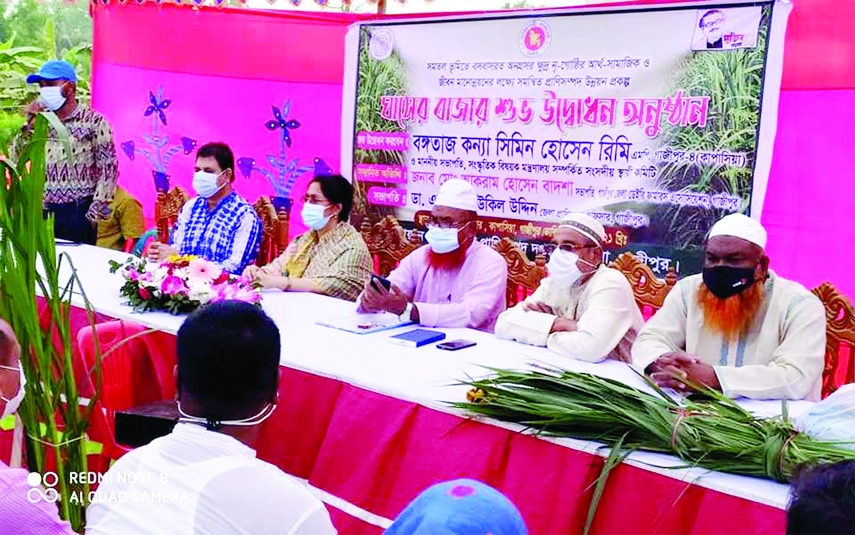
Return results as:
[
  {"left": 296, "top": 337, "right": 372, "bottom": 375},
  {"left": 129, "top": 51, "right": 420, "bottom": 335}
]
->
[{"left": 400, "top": 302, "right": 414, "bottom": 320}]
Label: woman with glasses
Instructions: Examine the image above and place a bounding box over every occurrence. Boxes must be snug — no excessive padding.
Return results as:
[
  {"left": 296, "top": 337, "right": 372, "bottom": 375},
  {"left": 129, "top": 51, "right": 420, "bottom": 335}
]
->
[{"left": 243, "top": 174, "right": 372, "bottom": 302}]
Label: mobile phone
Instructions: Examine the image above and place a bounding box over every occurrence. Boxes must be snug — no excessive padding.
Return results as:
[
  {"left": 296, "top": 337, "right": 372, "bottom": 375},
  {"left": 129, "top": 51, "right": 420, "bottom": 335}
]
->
[
  {"left": 370, "top": 274, "right": 391, "bottom": 292},
  {"left": 436, "top": 339, "right": 477, "bottom": 351}
]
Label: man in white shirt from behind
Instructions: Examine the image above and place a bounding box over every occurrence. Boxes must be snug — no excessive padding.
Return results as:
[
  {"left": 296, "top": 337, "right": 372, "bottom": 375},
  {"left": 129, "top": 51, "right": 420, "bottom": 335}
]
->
[
  {"left": 495, "top": 213, "right": 643, "bottom": 362},
  {"left": 86, "top": 301, "right": 336, "bottom": 535}
]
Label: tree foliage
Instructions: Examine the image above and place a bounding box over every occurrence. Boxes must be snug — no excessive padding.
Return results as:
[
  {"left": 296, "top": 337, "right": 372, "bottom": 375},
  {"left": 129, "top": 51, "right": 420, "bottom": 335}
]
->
[{"left": 0, "top": 0, "right": 92, "bottom": 147}]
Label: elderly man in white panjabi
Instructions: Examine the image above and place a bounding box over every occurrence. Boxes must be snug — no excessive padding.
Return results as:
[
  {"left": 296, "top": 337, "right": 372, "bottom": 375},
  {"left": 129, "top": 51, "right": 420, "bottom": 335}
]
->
[
  {"left": 495, "top": 213, "right": 643, "bottom": 362},
  {"left": 633, "top": 214, "right": 826, "bottom": 401}
]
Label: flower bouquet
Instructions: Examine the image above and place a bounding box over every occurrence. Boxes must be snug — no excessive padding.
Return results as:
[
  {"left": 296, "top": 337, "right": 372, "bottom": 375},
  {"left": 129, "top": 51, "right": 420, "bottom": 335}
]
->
[{"left": 108, "top": 255, "right": 262, "bottom": 315}]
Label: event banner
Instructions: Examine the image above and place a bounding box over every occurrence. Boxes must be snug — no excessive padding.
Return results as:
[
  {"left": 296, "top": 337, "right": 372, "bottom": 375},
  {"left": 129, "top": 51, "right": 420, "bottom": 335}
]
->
[{"left": 342, "top": 0, "right": 791, "bottom": 275}]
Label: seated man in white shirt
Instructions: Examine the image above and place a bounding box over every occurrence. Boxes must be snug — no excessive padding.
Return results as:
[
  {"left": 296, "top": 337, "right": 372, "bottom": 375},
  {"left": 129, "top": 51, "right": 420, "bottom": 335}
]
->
[
  {"left": 495, "top": 213, "right": 643, "bottom": 362},
  {"left": 86, "top": 302, "right": 336, "bottom": 535},
  {"left": 632, "top": 214, "right": 826, "bottom": 400},
  {"left": 357, "top": 179, "right": 507, "bottom": 331}
]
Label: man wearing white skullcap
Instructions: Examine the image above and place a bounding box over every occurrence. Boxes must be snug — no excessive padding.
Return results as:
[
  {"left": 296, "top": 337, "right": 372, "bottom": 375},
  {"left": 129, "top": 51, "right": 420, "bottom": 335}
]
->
[
  {"left": 495, "top": 213, "right": 643, "bottom": 362},
  {"left": 633, "top": 213, "right": 826, "bottom": 400},
  {"left": 358, "top": 179, "right": 507, "bottom": 331}
]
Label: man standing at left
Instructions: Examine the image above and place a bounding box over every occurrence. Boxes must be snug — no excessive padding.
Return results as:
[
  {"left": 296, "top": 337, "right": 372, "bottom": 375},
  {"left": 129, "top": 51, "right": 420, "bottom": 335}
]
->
[{"left": 22, "top": 60, "right": 118, "bottom": 244}]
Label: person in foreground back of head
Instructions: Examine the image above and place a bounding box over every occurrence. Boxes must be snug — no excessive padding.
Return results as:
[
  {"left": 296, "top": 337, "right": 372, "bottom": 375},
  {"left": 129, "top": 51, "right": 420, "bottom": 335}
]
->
[
  {"left": 495, "top": 213, "right": 643, "bottom": 362},
  {"left": 787, "top": 461, "right": 855, "bottom": 535},
  {"left": 632, "top": 213, "right": 826, "bottom": 400},
  {"left": 0, "top": 319, "right": 75, "bottom": 535},
  {"left": 357, "top": 179, "right": 507, "bottom": 331},
  {"left": 86, "top": 302, "right": 336, "bottom": 535},
  {"left": 385, "top": 479, "right": 527, "bottom": 535}
]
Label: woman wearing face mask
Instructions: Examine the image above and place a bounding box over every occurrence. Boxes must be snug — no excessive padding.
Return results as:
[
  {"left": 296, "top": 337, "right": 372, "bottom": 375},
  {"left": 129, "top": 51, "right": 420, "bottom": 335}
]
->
[
  {"left": 243, "top": 175, "right": 372, "bottom": 302},
  {"left": 0, "top": 320, "right": 75, "bottom": 534},
  {"left": 495, "top": 213, "right": 644, "bottom": 363}
]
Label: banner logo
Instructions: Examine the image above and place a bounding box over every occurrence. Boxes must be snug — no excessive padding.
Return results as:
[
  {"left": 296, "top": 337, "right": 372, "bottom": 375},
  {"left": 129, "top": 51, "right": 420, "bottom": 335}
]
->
[
  {"left": 369, "top": 29, "right": 395, "bottom": 61},
  {"left": 519, "top": 20, "right": 550, "bottom": 57}
]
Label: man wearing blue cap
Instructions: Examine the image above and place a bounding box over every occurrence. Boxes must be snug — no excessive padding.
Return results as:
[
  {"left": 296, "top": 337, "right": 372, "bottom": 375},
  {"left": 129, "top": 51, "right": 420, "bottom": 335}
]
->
[{"left": 21, "top": 59, "right": 118, "bottom": 244}]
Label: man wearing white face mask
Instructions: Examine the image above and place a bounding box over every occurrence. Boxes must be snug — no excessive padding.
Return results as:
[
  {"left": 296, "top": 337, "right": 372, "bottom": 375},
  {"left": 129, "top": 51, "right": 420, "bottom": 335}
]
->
[
  {"left": 358, "top": 179, "right": 507, "bottom": 331},
  {"left": 495, "top": 213, "right": 643, "bottom": 362},
  {"left": 0, "top": 319, "right": 76, "bottom": 534},
  {"left": 243, "top": 174, "right": 372, "bottom": 301},
  {"left": 17, "top": 60, "right": 118, "bottom": 245},
  {"left": 87, "top": 302, "right": 336, "bottom": 535},
  {"left": 148, "top": 142, "right": 262, "bottom": 274}
]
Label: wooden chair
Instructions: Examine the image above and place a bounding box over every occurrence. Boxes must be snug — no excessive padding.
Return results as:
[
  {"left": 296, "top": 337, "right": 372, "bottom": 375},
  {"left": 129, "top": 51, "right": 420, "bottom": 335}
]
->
[
  {"left": 609, "top": 252, "right": 678, "bottom": 319},
  {"left": 493, "top": 237, "right": 547, "bottom": 307},
  {"left": 275, "top": 204, "right": 291, "bottom": 256},
  {"left": 359, "top": 216, "right": 420, "bottom": 277},
  {"left": 811, "top": 282, "right": 855, "bottom": 398},
  {"left": 154, "top": 186, "right": 189, "bottom": 244},
  {"left": 253, "top": 196, "right": 279, "bottom": 267}
]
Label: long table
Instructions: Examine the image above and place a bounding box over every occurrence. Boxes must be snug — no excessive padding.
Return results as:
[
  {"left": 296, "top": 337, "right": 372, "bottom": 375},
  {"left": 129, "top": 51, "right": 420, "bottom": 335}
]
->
[{"left": 50, "top": 244, "right": 805, "bottom": 534}]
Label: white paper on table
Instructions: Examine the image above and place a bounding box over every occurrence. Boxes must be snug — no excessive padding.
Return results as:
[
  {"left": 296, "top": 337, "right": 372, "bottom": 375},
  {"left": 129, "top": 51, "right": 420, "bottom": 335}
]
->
[{"left": 316, "top": 312, "right": 413, "bottom": 335}]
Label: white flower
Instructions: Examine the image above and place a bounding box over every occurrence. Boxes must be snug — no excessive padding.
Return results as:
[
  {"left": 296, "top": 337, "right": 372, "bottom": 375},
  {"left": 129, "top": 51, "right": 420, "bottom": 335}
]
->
[
  {"left": 150, "top": 266, "right": 169, "bottom": 285},
  {"left": 187, "top": 279, "right": 214, "bottom": 303}
]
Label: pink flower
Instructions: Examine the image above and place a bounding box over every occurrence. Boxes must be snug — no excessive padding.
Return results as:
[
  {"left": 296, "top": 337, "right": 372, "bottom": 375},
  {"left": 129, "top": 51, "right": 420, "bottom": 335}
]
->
[
  {"left": 161, "top": 275, "right": 187, "bottom": 296},
  {"left": 187, "top": 259, "right": 220, "bottom": 282}
]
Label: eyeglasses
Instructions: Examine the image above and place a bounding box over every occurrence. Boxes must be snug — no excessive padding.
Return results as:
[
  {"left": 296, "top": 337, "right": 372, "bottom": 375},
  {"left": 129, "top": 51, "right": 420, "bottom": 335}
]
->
[
  {"left": 424, "top": 218, "right": 472, "bottom": 231},
  {"left": 303, "top": 195, "right": 330, "bottom": 206}
]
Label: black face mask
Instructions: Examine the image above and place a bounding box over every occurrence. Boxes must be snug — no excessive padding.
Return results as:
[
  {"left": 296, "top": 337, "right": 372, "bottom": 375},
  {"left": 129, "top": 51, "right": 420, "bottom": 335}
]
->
[{"left": 702, "top": 265, "right": 757, "bottom": 300}]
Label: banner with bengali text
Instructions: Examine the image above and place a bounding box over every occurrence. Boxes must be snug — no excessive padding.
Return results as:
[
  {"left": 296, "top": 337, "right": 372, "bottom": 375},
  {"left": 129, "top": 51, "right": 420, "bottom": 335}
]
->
[{"left": 342, "top": 0, "right": 791, "bottom": 275}]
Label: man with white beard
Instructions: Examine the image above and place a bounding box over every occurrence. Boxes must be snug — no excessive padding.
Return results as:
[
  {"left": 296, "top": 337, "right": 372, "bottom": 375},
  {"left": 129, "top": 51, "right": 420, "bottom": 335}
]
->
[
  {"left": 633, "top": 214, "right": 826, "bottom": 400},
  {"left": 495, "top": 213, "right": 643, "bottom": 362}
]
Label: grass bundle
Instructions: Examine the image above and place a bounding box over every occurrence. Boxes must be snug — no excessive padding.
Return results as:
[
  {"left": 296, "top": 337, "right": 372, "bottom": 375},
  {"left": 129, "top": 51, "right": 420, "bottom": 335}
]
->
[{"left": 456, "top": 366, "right": 855, "bottom": 483}]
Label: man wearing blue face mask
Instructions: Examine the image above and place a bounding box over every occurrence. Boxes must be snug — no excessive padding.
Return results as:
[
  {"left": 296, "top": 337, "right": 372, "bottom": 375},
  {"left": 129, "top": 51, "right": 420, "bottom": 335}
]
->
[
  {"left": 633, "top": 214, "right": 826, "bottom": 400},
  {"left": 147, "top": 142, "right": 262, "bottom": 274},
  {"left": 357, "top": 179, "right": 507, "bottom": 331},
  {"left": 495, "top": 213, "right": 643, "bottom": 362},
  {"left": 17, "top": 60, "right": 118, "bottom": 245}
]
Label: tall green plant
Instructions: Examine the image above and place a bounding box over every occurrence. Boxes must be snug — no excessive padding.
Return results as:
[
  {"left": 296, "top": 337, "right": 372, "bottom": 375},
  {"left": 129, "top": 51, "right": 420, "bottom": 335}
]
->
[
  {"left": 0, "top": 113, "right": 101, "bottom": 532},
  {"left": 652, "top": 7, "right": 769, "bottom": 249}
]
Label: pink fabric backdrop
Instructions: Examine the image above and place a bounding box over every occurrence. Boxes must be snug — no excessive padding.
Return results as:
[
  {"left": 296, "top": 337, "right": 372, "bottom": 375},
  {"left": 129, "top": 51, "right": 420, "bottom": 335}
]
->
[
  {"left": 92, "top": 5, "right": 360, "bottom": 238},
  {"left": 91, "top": 1, "right": 855, "bottom": 297}
]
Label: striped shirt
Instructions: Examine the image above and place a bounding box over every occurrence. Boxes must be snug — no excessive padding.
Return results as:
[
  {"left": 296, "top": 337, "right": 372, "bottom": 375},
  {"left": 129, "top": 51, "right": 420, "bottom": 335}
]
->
[
  {"left": 261, "top": 222, "right": 372, "bottom": 302},
  {"left": 171, "top": 192, "right": 262, "bottom": 274},
  {"left": 13, "top": 106, "right": 118, "bottom": 220}
]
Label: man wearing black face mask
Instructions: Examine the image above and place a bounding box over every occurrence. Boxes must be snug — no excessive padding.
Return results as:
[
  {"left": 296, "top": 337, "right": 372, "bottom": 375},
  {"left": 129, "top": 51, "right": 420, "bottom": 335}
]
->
[{"left": 632, "top": 214, "right": 826, "bottom": 401}]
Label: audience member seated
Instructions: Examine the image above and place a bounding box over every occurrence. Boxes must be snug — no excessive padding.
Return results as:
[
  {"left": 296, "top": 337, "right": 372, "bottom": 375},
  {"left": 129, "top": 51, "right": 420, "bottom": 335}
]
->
[
  {"left": 86, "top": 302, "right": 336, "bottom": 535},
  {"left": 633, "top": 214, "right": 826, "bottom": 400},
  {"left": 385, "top": 479, "right": 528, "bottom": 535},
  {"left": 0, "top": 320, "right": 75, "bottom": 535},
  {"left": 147, "top": 142, "right": 262, "bottom": 274},
  {"left": 96, "top": 185, "right": 145, "bottom": 251},
  {"left": 244, "top": 174, "right": 371, "bottom": 302},
  {"left": 787, "top": 460, "right": 855, "bottom": 535},
  {"left": 495, "top": 213, "right": 643, "bottom": 362},
  {"left": 358, "top": 179, "right": 507, "bottom": 331}
]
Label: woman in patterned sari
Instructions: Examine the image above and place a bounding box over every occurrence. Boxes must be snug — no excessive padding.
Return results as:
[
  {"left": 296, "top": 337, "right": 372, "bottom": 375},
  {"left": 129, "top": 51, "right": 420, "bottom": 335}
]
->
[{"left": 243, "top": 175, "right": 372, "bottom": 302}]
